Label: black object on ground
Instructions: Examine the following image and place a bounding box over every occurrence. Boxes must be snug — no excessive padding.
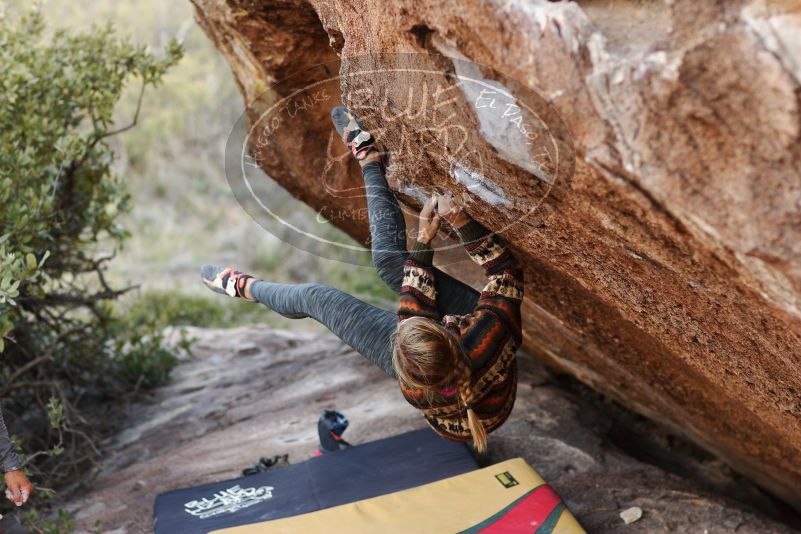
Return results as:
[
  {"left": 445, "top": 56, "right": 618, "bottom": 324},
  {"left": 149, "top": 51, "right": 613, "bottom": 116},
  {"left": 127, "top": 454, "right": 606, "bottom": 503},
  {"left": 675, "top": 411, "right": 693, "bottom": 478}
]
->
[
  {"left": 242, "top": 454, "right": 289, "bottom": 477},
  {"left": 317, "top": 410, "right": 351, "bottom": 453}
]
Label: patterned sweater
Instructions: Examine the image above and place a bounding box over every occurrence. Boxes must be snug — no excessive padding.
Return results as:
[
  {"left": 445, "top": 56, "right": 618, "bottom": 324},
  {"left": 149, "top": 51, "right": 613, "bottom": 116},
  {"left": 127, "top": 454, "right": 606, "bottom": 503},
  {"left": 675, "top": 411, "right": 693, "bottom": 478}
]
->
[{"left": 397, "top": 220, "right": 524, "bottom": 442}]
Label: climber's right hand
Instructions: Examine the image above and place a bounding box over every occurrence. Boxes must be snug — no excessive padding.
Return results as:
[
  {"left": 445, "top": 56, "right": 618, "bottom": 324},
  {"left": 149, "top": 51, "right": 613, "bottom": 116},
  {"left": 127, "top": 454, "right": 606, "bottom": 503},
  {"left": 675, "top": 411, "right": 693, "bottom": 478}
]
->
[
  {"left": 416, "top": 196, "right": 441, "bottom": 244},
  {"left": 4, "top": 469, "right": 33, "bottom": 507},
  {"left": 437, "top": 193, "right": 471, "bottom": 228}
]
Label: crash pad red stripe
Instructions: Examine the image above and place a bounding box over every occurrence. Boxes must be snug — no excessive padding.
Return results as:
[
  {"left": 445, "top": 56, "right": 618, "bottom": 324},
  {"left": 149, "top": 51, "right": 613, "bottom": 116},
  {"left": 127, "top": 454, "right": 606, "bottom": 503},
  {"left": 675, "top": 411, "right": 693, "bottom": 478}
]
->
[{"left": 479, "top": 484, "right": 562, "bottom": 533}]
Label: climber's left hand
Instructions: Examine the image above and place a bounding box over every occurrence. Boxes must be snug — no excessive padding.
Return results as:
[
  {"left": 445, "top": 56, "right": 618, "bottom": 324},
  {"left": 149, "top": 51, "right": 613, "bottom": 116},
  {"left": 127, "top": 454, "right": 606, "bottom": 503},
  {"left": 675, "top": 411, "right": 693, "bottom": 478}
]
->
[{"left": 417, "top": 196, "right": 441, "bottom": 244}]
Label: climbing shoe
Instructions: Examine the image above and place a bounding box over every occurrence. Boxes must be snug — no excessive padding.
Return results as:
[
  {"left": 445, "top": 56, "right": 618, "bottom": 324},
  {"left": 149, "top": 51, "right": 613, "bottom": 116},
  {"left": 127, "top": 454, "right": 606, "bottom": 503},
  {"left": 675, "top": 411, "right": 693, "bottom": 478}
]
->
[
  {"left": 331, "top": 106, "right": 380, "bottom": 161},
  {"left": 201, "top": 264, "right": 256, "bottom": 301}
]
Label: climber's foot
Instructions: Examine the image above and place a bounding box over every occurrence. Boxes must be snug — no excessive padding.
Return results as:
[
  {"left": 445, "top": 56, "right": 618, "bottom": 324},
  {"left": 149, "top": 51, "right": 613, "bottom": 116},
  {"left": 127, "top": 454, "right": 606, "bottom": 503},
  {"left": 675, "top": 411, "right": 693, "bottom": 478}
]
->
[
  {"left": 201, "top": 264, "right": 256, "bottom": 301},
  {"left": 331, "top": 105, "right": 381, "bottom": 165}
]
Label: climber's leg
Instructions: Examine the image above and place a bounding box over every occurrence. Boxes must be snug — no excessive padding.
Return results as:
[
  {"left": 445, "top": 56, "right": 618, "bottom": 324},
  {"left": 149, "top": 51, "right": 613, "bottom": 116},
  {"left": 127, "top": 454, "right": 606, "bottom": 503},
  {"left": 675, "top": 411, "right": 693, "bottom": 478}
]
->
[
  {"left": 360, "top": 159, "right": 408, "bottom": 290},
  {"left": 332, "top": 106, "right": 480, "bottom": 315},
  {"left": 201, "top": 264, "right": 397, "bottom": 377},
  {"left": 331, "top": 106, "right": 406, "bottom": 289},
  {"left": 249, "top": 280, "right": 398, "bottom": 377}
]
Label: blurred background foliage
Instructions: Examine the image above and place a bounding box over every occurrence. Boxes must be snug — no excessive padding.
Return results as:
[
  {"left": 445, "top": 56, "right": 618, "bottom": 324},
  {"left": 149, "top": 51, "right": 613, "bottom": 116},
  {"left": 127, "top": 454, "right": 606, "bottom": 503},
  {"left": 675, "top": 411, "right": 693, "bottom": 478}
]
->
[
  {"left": 16, "top": 0, "right": 394, "bottom": 320},
  {"left": 0, "top": 5, "right": 184, "bottom": 528},
  {"left": 1, "top": 0, "right": 393, "bottom": 529}
]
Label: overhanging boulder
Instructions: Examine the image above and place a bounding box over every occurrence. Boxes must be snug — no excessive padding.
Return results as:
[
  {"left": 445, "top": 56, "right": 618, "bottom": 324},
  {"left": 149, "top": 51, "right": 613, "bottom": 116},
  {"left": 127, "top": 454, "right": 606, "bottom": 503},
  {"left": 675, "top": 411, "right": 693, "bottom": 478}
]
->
[{"left": 190, "top": 0, "right": 801, "bottom": 507}]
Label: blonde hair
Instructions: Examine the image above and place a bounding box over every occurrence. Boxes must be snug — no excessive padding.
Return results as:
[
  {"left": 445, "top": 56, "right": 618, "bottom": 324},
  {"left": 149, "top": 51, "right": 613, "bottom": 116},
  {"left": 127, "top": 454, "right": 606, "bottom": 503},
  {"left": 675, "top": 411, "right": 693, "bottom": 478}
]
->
[{"left": 392, "top": 317, "right": 488, "bottom": 453}]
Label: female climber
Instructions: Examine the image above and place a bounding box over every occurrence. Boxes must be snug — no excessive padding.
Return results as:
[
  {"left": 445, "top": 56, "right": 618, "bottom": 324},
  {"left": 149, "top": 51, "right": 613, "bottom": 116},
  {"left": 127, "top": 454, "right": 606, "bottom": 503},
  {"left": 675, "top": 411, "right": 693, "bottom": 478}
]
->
[{"left": 201, "top": 107, "right": 523, "bottom": 452}]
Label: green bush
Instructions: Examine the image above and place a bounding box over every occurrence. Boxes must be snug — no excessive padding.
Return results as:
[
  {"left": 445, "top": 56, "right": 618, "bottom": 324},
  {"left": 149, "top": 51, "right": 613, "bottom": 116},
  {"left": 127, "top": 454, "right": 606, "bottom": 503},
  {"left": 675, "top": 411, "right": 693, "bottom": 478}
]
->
[
  {"left": 121, "top": 291, "right": 233, "bottom": 329},
  {"left": 118, "top": 290, "right": 297, "bottom": 330},
  {"left": 0, "top": 5, "right": 183, "bottom": 512}
]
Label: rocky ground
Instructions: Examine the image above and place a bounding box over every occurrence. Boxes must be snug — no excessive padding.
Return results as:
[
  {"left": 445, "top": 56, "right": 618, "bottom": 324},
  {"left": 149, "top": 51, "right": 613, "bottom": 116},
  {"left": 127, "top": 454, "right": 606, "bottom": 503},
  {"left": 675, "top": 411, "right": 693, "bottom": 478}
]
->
[{"left": 34, "top": 326, "right": 797, "bottom": 533}]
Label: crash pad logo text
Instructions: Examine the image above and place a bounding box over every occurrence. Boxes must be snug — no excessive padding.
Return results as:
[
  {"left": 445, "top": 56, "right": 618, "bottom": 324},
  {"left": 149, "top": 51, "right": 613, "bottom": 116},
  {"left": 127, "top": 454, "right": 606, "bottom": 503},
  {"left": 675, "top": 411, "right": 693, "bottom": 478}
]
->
[{"left": 184, "top": 484, "right": 275, "bottom": 519}]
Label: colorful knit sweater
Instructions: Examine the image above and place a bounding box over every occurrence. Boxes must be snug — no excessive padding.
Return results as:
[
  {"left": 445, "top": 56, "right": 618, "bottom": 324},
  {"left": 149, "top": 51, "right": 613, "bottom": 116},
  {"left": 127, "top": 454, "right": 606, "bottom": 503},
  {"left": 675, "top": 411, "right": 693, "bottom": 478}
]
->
[{"left": 397, "top": 220, "right": 524, "bottom": 442}]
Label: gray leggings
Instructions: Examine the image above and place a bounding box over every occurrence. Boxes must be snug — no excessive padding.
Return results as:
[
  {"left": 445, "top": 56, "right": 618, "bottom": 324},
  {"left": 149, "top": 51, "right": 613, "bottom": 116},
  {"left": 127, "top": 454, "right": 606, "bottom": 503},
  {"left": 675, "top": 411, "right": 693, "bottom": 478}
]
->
[{"left": 250, "top": 161, "right": 479, "bottom": 377}]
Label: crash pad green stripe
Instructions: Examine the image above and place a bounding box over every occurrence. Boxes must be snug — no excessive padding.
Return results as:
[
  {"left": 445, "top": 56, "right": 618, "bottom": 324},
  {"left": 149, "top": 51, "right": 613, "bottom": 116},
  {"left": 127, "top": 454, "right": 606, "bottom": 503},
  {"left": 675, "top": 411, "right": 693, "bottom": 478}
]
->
[{"left": 536, "top": 503, "right": 566, "bottom": 534}]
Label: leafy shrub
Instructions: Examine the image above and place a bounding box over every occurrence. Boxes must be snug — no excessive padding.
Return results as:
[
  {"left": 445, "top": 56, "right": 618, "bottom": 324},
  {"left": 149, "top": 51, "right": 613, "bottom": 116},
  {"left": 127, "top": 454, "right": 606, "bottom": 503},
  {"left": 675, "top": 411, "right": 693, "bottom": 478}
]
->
[
  {"left": 0, "top": 5, "right": 183, "bottom": 513},
  {"left": 121, "top": 291, "right": 233, "bottom": 329}
]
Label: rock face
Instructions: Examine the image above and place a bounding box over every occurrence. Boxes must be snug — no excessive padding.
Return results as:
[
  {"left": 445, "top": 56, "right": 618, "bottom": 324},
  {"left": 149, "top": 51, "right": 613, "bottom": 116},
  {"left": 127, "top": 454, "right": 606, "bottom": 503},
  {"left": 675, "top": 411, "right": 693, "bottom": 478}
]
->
[
  {"left": 60, "top": 327, "right": 792, "bottom": 533},
  {"left": 189, "top": 0, "right": 801, "bottom": 508}
]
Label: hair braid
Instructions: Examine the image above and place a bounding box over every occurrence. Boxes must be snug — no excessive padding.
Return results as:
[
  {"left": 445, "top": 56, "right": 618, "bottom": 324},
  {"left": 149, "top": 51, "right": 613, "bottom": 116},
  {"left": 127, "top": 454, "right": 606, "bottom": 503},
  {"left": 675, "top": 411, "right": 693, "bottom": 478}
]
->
[{"left": 455, "top": 353, "right": 488, "bottom": 454}]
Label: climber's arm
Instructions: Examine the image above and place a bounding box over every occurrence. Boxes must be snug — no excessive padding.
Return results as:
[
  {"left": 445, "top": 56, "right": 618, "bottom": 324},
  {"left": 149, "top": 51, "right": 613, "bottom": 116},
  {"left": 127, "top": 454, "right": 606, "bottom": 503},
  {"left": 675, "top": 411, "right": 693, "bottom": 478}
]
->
[
  {"left": 0, "top": 408, "right": 21, "bottom": 474},
  {"left": 453, "top": 220, "right": 523, "bottom": 337},
  {"left": 437, "top": 194, "right": 523, "bottom": 338},
  {"left": 397, "top": 197, "right": 441, "bottom": 322},
  {"left": 0, "top": 407, "right": 33, "bottom": 507}
]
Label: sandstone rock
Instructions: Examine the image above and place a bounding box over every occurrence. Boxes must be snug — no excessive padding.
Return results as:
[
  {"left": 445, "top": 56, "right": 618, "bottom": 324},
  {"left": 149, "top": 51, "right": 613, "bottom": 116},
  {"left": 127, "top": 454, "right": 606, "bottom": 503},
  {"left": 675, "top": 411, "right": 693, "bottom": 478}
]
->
[{"left": 189, "top": 0, "right": 801, "bottom": 508}]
